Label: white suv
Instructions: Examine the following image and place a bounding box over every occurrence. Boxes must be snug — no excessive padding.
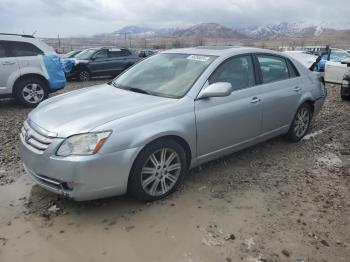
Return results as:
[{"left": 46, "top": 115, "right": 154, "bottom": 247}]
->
[{"left": 0, "top": 34, "right": 66, "bottom": 107}]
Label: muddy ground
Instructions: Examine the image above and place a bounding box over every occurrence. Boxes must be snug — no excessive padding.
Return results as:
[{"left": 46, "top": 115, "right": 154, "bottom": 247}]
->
[{"left": 0, "top": 80, "right": 349, "bottom": 262}]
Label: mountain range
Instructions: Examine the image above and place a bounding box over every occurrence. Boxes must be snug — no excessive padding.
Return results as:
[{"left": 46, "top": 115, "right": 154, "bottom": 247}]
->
[{"left": 113, "top": 22, "right": 350, "bottom": 40}]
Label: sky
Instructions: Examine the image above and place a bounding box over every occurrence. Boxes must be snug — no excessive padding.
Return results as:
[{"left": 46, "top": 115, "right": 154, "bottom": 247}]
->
[{"left": 1, "top": 0, "right": 349, "bottom": 37}]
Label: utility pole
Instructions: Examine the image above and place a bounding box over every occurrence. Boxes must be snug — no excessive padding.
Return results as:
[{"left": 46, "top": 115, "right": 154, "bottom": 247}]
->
[{"left": 57, "top": 34, "right": 61, "bottom": 53}]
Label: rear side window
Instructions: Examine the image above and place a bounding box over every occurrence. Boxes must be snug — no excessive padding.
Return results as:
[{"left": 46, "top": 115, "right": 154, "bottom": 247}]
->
[
  {"left": 209, "top": 55, "right": 255, "bottom": 91},
  {"left": 110, "top": 49, "right": 131, "bottom": 57},
  {"left": 9, "top": 41, "right": 43, "bottom": 57},
  {"left": 109, "top": 50, "right": 123, "bottom": 58},
  {"left": 286, "top": 59, "right": 300, "bottom": 78},
  {"left": 0, "top": 41, "right": 6, "bottom": 58},
  {"left": 257, "top": 55, "right": 289, "bottom": 83}
]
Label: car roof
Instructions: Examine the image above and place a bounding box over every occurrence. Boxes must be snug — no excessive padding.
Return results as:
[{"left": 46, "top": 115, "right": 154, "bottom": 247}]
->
[
  {"left": 0, "top": 34, "right": 55, "bottom": 54},
  {"left": 162, "top": 46, "right": 283, "bottom": 57}
]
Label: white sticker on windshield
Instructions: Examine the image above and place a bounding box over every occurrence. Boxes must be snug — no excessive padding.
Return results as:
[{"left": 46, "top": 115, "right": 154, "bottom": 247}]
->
[{"left": 187, "top": 55, "right": 210, "bottom": 62}]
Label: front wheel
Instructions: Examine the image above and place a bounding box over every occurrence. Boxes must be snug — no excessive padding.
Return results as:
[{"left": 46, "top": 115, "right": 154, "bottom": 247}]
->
[
  {"left": 14, "top": 77, "right": 48, "bottom": 107},
  {"left": 128, "top": 139, "right": 187, "bottom": 202},
  {"left": 286, "top": 103, "right": 312, "bottom": 142},
  {"left": 77, "top": 69, "right": 91, "bottom": 81}
]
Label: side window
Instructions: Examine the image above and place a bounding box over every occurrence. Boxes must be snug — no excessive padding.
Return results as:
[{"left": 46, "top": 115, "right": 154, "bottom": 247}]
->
[
  {"left": 286, "top": 59, "right": 300, "bottom": 78},
  {"left": 109, "top": 51, "right": 123, "bottom": 58},
  {"left": 0, "top": 41, "right": 6, "bottom": 58},
  {"left": 209, "top": 55, "right": 255, "bottom": 91},
  {"left": 9, "top": 41, "right": 43, "bottom": 57},
  {"left": 121, "top": 49, "right": 131, "bottom": 56},
  {"left": 93, "top": 50, "right": 108, "bottom": 60},
  {"left": 257, "top": 55, "right": 289, "bottom": 83},
  {"left": 330, "top": 51, "right": 350, "bottom": 62}
]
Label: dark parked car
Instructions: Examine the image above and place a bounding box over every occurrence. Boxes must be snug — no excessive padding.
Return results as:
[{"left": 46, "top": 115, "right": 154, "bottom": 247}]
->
[
  {"left": 67, "top": 47, "right": 138, "bottom": 81},
  {"left": 341, "top": 73, "right": 350, "bottom": 100},
  {"left": 138, "top": 49, "right": 156, "bottom": 58}
]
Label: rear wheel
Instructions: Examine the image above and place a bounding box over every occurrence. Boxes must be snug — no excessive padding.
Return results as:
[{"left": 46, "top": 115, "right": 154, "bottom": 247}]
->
[
  {"left": 286, "top": 103, "right": 312, "bottom": 142},
  {"left": 128, "top": 139, "right": 187, "bottom": 202},
  {"left": 14, "top": 77, "right": 48, "bottom": 107},
  {"left": 341, "top": 86, "right": 350, "bottom": 101}
]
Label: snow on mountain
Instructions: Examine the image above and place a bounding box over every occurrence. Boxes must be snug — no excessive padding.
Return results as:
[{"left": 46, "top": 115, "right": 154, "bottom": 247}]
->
[
  {"left": 238, "top": 21, "right": 350, "bottom": 40},
  {"left": 171, "top": 23, "right": 248, "bottom": 39}
]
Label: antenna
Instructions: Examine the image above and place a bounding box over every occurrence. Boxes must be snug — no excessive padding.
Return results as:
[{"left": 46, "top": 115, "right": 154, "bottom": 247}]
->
[{"left": 32, "top": 30, "right": 37, "bottom": 36}]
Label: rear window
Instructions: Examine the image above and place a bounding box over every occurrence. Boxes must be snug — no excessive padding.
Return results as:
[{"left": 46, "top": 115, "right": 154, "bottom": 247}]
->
[
  {"left": 8, "top": 41, "right": 43, "bottom": 57},
  {"left": 0, "top": 41, "right": 6, "bottom": 58},
  {"left": 257, "top": 55, "right": 289, "bottom": 83}
]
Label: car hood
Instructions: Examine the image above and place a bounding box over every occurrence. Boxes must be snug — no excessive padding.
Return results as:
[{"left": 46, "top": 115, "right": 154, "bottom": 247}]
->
[{"left": 28, "top": 84, "right": 176, "bottom": 137}]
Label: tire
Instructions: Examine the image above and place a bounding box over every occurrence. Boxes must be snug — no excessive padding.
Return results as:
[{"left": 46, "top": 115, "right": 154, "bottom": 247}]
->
[
  {"left": 285, "top": 103, "right": 312, "bottom": 142},
  {"left": 14, "top": 77, "right": 48, "bottom": 107},
  {"left": 128, "top": 139, "right": 187, "bottom": 202},
  {"left": 77, "top": 69, "right": 90, "bottom": 81}
]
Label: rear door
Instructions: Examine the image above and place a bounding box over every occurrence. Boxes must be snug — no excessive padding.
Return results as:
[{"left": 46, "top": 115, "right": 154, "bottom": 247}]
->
[
  {"left": 255, "top": 54, "right": 302, "bottom": 134},
  {"left": 0, "top": 41, "right": 20, "bottom": 94},
  {"left": 109, "top": 49, "right": 135, "bottom": 75}
]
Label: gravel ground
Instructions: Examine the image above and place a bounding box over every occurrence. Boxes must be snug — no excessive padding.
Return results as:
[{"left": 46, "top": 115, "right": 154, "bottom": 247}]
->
[{"left": 0, "top": 81, "right": 349, "bottom": 262}]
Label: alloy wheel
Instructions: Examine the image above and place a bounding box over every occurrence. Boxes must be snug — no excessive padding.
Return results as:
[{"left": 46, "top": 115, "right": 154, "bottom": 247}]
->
[
  {"left": 141, "top": 148, "right": 182, "bottom": 196},
  {"left": 294, "top": 107, "right": 310, "bottom": 138},
  {"left": 22, "top": 83, "right": 45, "bottom": 104},
  {"left": 79, "top": 71, "right": 90, "bottom": 81}
]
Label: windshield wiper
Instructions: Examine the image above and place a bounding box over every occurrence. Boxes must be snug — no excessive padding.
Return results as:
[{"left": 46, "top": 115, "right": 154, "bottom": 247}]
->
[
  {"left": 126, "top": 87, "right": 150, "bottom": 95},
  {"left": 111, "top": 82, "right": 151, "bottom": 95}
]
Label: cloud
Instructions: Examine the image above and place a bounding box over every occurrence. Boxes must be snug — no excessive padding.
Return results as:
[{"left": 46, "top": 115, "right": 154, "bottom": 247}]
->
[{"left": 0, "top": 0, "right": 349, "bottom": 37}]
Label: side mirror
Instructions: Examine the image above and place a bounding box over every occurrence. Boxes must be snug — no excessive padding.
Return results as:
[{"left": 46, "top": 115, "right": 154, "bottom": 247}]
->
[{"left": 197, "top": 82, "right": 233, "bottom": 99}]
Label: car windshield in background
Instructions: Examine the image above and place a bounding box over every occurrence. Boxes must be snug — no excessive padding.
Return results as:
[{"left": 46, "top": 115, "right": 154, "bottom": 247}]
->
[
  {"left": 112, "top": 53, "right": 216, "bottom": 98},
  {"left": 75, "top": 49, "right": 96, "bottom": 60},
  {"left": 63, "top": 50, "right": 78, "bottom": 58}
]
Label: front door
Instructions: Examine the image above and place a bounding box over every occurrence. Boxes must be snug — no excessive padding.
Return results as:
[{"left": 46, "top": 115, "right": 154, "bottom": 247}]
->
[{"left": 195, "top": 54, "right": 262, "bottom": 158}]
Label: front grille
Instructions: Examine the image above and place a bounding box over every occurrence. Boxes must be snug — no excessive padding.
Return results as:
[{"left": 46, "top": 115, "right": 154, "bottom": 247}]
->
[{"left": 20, "top": 120, "right": 53, "bottom": 154}]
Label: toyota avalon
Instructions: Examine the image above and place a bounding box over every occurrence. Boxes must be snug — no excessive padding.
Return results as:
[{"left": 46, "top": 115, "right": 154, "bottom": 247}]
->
[{"left": 19, "top": 47, "right": 326, "bottom": 201}]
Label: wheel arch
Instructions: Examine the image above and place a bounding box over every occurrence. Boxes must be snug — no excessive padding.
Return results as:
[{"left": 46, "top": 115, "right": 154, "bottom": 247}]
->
[
  {"left": 12, "top": 73, "right": 49, "bottom": 96},
  {"left": 136, "top": 134, "right": 192, "bottom": 169}
]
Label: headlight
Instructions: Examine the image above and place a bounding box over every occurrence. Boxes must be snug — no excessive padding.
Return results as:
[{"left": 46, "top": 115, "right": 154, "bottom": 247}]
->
[{"left": 56, "top": 131, "right": 111, "bottom": 157}]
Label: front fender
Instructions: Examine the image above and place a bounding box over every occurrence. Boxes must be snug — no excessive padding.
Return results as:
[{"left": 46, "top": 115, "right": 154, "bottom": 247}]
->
[{"left": 95, "top": 98, "right": 197, "bottom": 161}]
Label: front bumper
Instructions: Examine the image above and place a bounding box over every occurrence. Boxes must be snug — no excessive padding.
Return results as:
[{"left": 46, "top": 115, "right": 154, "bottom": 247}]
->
[{"left": 19, "top": 135, "right": 141, "bottom": 201}]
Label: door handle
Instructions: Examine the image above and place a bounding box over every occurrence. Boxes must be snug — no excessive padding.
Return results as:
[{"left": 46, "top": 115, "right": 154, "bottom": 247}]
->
[
  {"left": 2, "top": 61, "right": 15, "bottom": 66},
  {"left": 250, "top": 97, "right": 261, "bottom": 104},
  {"left": 293, "top": 86, "right": 302, "bottom": 92}
]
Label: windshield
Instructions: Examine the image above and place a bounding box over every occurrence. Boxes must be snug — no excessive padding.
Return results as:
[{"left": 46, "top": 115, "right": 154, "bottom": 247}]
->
[
  {"left": 112, "top": 53, "right": 216, "bottom": 98},
  {"left": 63, "top": 50, "right": 78, "bottom": 58},
  {"left": 75, "top": 49, "right": 97, "bottom": 60}
]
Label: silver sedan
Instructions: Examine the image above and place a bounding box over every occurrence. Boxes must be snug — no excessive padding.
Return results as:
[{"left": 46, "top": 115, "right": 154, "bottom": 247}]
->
[{"left": 19, "top": 47, "right": 326, "bottom": 201}]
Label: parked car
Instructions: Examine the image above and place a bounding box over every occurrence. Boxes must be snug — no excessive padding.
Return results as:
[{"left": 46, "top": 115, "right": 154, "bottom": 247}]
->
[
  {"left": 316, "top": 48, "right": 350, "bottom": 72},
  {"left": 341, "top": 73, "right": 350, "bottom": 100},
  {"left": 138, "top": 49, "right": 156, "bottom": 58},
  {"left": 67, "top": 47, "right": 138, "bottom": 81},
  {"left": 19, "top": 47, "right": 326, "bottom": 201},
  {"left": 0, "top": 34, "right": 66, "bottom": 107},
  {"left": 324, "top": 58, "right": 350, "bottom": 84},
  {"left": 62, "top": 50, "right": 82, "bottom": 59}
]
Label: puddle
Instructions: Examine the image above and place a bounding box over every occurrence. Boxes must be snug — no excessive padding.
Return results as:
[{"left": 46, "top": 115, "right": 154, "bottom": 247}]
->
[{"left": 0, "top": 176, "right": 265, "bottom": 262}]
